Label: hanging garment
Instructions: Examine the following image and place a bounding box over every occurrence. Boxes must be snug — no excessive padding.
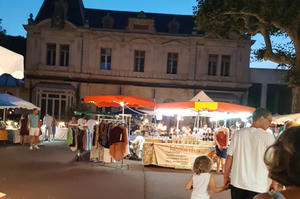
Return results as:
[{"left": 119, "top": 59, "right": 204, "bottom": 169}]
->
[
  {"left": 83, "top": 131, "right": 86, "bottom": 151},
  {"left": 70, "top": 128, "right": 78, "bottom": 152},
  {"left": 108, "top": 126, "right": 125, "bottom": 146},
  {"left": 109, "top": 126, "right": 129, "bottom": 161},
  {"left": 85, "top": 130, "right": 91, "bottom": 151},
  {"left": 66, "top": 128, "right": 73, "bottom": 145},
  {"left": 77, "top": 129, "right": 85, "bottom": 152},
  {"left": 92, "top": 125, "right": 98, "bottom": 146},
  {"left": 101, "top": 123, "right": 111, "bottom": 148}
]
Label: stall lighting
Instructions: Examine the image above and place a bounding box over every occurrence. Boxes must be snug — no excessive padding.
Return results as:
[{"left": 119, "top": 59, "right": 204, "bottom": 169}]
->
[
  {"left": 58, "top": 122, "right": 64, "bottom": 127},
  {"left": 120, "top": 102, "right": 125, "bottom": 107},
  {"left": 144, "top": 119, "right": 149, "bottom": 124}
]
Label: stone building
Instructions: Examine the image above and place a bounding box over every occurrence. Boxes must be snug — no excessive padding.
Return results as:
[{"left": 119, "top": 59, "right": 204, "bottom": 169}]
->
[
  {"left": 24, "top": 0, "right": 253, "bottom": 120},
  {"left": 248, "top": 68, "right": 292, "bottom": 114}
]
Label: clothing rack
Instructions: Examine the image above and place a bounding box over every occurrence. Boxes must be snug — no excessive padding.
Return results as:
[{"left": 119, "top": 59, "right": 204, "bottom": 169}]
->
[{"left": 90, "top": 119, "right": 129, "bottom": 169}]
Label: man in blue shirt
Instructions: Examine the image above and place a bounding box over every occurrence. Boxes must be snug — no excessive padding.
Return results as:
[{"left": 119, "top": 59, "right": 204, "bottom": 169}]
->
[{"left": 27, "top": 108, "right": 40, "bottom": 150}]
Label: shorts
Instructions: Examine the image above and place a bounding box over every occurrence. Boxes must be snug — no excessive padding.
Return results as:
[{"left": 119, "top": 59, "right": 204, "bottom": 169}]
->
[
  {"left": 29, "top": 128, "right": 39, "bottom": 136},
  {"left": 216, "top": 145, "right": 227, "bottom": 159}
]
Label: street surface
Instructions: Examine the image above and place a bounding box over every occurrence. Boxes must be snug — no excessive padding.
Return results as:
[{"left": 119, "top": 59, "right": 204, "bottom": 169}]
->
[{"left": 0, "top": 142, "right": 230, "bottom": 199}]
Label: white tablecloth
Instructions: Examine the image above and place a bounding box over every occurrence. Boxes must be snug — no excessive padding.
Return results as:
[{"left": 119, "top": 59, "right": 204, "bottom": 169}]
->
[{"left": 55, "top": 128, "right": 68, "bottom": 140}]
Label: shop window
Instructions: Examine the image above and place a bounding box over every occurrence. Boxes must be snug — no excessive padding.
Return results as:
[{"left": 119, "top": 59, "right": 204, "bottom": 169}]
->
[
  {"left": 167, "top": 53, "right": 178, "bottom": 74},
  {"left": 46, "top": 43, "right": 56, "bottom": 65},
  {"left": 134, "top": 50, "right": 145, "bottom": 72},
  {"left": 100, "top": 48, "right": 112, "bottom": 70}
]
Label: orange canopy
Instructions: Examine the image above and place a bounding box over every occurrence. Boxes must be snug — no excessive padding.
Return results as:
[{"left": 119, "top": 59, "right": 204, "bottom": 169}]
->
[
  {"left": 156, "top": 101, "right": 255, "bottom": 113},
  {"left": 84, "top": 95, "right": 156, "bottom": 109}
]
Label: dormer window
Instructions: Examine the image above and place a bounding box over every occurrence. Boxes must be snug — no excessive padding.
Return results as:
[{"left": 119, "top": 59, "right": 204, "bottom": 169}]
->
[
  {"left": 102, "top": 13, "right": 114, "bottom": 29},
  {"left": 127, "top": 11, "right": 155, "bottom": 33},
  {"left": 168, "top": 18, "right": 180, "bottom": 34},
  {"left": 133, "top": 24, "right": 149, "bottom": 30}
]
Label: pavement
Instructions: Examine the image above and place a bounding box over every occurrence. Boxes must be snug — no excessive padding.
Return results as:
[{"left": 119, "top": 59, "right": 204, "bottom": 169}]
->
[{"left": 0, "top": 141, "right": 230, "bottom": 199}]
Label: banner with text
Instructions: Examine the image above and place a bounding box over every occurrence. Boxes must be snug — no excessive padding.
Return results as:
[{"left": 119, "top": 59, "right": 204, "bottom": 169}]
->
[{"left": 153, "top": 143, "right": 213, "bottom": 169}]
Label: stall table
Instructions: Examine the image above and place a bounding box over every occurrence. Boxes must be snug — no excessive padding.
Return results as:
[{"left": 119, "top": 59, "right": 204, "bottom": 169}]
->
[
  {"left": 55, "top": 127, "right": 68, "bottom": 140},
  {"left": 6, "top": 128, "right": 20, "bottom": 143},
  {"left": 143, "top": 142, "right": 215, "bottom": 169},
  {"left": 0, "top": 129, "right": 8, "bottom": 141}
]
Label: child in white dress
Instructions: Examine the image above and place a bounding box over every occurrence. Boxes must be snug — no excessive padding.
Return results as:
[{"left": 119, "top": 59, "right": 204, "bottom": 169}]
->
[{"left": 185, "top": 156, "right": 228, "bottom": 199}]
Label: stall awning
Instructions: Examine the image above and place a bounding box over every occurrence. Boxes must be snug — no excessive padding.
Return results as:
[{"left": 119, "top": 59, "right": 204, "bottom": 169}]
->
[
  {"left": 273, "top": 113, "right": 300, "bottom": 124},
  {"left": 0, "top": 100, "right": 15, "bottom": 109},
  {"left": 0, "top": 46, "right": 24, "bottom": 79},
  {"left": 0, "top": 93, "right": 40, "bottom": 110},
  {"left": 156, "top": 101, "right": 254, "bottom": 112},
  {"left": 190, "top": 90, "right": 213, "bottom": 102},
  {"left": 156, "top": 101, "right": 255, "bottom": 118},
  {"left": 84, "top": 95, "right": 156, "bottom": 109}
]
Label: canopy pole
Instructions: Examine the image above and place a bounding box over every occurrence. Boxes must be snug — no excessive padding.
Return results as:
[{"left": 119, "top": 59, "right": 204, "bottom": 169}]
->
[
  {"left": 122, "top": 106, "right": 124, "bottom": 123},
  {"left": 3, "top": 108, "right": 6, "bottom": 121},
  {"left": 176, "top": 115, "right": 180, "bottom": 134}
]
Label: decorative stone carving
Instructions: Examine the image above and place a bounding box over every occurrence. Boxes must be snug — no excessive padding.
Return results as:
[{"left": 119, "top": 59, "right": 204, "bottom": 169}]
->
[
  {"left": 102, "top": 13, "right": 114, "bottom": 29},
  {"left": 28, "top": 13, "right": 34, "bottom": 25},
  {"left": 137, "top": 11, "right": 146, "bottom": 18}
]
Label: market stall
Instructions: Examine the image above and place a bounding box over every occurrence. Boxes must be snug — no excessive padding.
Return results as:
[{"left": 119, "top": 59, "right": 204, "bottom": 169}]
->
[
  {"left": 0, "top": 93, "right": 40, "bottom": 143},
  {"left": 0, "top": 46, "right": 24, "bottom": 79},
  {"left": 143, "top": 101, "right": 255, "bottom": 169},
  {"left": 143, "top": 142, "right": 215, "bottom": 169},
  {"left": 82, "top": 95, "right": 156, "bottom": 164},
  {"left": 273, "top": 113, "right": 300, "bottom": 124},
  {"left": 0, "top": 100, "right": 15, "bottom": 142}
]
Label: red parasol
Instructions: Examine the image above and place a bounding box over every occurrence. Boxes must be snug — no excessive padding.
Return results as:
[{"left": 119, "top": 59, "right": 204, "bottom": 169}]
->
[{"left": 84, "top": 95, "right": 155, "bottom": 109}]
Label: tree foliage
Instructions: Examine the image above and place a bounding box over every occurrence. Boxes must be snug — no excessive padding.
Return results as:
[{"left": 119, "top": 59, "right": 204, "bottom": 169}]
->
[
  {"left": 194, "top": 0, "right": 300, "bottom": 85},
  {"left": 0, "top": 19, "right": 6, "bottom": 34}
]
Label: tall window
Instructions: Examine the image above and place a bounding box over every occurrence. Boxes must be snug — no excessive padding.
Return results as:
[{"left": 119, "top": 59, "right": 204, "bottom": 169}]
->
[
  {"left": 38, "top": 91, "right": 74, "bottom": 120},
  {"left": 208, "top": 54, "right": 218, "bottom": 76},
  {"left": 100, "top": 48, "right": 112, "bottom": 70},
  {"left": 46, "top": 43, "right": 56, "bottom": 65},
  {"left": 221, "top": 55, "right": 230, "bottom": 76},
  {"left": 134, "top": 50, "right": 145, "bottom": 72},
  {"left": 167, "top": 53, "right": 178, "bottom": 74},
  {"left": 59, "top": 45, "right": 69, "bottom": 66}
]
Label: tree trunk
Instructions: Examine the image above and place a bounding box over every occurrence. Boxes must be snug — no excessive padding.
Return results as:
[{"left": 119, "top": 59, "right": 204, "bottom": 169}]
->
[
  {"left": 292, "top": 87, "right": 300, "bottom": 113},
  {"left": 290, "top": 32, "right": 300, "bottom": 113}
]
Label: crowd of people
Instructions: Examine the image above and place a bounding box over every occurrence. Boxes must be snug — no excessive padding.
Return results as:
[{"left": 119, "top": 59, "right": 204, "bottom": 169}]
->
[
  {"left": 18, "top": 108, "right": 57, "bottom": 150},
  {"left": 15, "top": 107, "right": 300, "bottom": 198},
  {"left": 185, "top": 108, "right": 300, "bottom": 199}
]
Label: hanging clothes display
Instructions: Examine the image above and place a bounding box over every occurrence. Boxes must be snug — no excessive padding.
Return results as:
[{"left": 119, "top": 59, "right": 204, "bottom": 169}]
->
[
  {"left": 90, "top": 125, "right": 101, "bottom": 161},
  {"left": 90, "top": 120, "right": 129, "bottom": 162},
  {"left": 109, "top": 125, "right": 129, "bottom": 161}
]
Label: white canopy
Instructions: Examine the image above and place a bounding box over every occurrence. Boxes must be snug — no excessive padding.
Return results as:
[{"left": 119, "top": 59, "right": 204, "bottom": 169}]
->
[
  {"left": 0, "top": 93, "right": 39, "bottom": 110},
  {"left": 273, "top": 113, "right": 300, "bottom": 124},
  {"left": 190, "top": 90, "right": 213, "bottom": 102},
  {"left": 0, "top": 46, "right": 24, "bottom": 79}
]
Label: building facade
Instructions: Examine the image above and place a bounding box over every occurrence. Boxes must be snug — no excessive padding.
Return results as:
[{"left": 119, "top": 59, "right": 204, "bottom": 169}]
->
[
  {"left": 24, "top": 0, "right": 253, "bottom": 120},
  {"left": 248, "top": 68, "right": 292, "bottom": 114}
]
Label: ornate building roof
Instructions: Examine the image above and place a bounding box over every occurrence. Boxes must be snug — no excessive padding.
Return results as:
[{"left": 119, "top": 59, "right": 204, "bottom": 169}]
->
[{"left": 34, "top": 0, "right": 201, "bottom": 35}]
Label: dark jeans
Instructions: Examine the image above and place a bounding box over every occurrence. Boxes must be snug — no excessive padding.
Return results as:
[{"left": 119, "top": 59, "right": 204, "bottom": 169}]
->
[{"left": 230, "top": 185, "right": 259, "bottom": 199}]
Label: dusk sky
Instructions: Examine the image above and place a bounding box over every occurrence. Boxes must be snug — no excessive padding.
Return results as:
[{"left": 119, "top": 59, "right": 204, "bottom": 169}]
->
[{"left": 0, "top": 0, "right": 280, "bottom": 69}]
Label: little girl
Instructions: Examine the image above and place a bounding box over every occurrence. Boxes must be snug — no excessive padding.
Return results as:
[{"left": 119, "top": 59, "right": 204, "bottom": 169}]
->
[{"left": 185, "top": 156, "right": 228, "bottom": 199}]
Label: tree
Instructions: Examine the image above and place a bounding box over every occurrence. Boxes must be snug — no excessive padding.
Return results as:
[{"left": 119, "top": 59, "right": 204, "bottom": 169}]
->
[
  {"left": 194, "top": 0, "right": 300, "bottom": 85},
  {"left": 0, "top": 18, "right": 6, "bottom": 34}
]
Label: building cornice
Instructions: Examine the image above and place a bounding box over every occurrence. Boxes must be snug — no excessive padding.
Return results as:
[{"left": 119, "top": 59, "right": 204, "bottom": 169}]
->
[{"left": 25, "top": 70, "right": 250, "bottom": 91}]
